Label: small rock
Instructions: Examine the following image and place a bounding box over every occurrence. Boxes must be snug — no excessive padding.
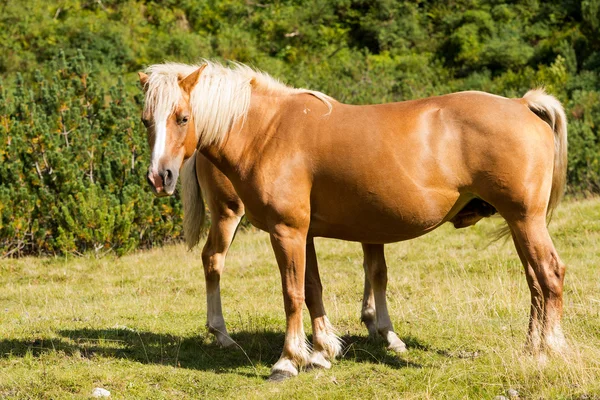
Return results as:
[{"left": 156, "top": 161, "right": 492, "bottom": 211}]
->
[
  {"left": 456, "top": 350, "right": 481, "bottom": 358},
  {"left": 494, "top": 396, "right": 508, "bottom": 400},
  {"left": 92, "top": 387, "right": 110, "bottom": 398},
  {"left": 507, "top": 388, "right": 519, "bottom": 398}
]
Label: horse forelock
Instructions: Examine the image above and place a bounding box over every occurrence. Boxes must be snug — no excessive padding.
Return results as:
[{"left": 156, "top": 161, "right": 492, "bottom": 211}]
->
[
  {"left": 143, "top": 63, "right": 194, "bottom": 122},
  {"left": 142, "top": 60, "right": 334, "bottom": 148}
]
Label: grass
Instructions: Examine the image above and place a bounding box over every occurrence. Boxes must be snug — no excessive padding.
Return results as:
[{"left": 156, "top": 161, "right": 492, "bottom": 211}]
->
[{"left": 1, "top": 198, "right": 600, "bottom": 399}]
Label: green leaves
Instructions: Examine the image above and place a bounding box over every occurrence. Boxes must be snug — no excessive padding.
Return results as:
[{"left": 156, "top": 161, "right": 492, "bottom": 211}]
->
[
  {"left": 0, "top": 0, "right": 599, "bottom": 256},
  {"left": 0, "top": 53, "right": 183, "bottom": 257}
]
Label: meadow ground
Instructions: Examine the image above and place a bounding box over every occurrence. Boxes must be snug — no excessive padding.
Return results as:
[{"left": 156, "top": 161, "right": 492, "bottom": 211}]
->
[{"left": 1, "top": 198, "right": 599, "bottom": 399}]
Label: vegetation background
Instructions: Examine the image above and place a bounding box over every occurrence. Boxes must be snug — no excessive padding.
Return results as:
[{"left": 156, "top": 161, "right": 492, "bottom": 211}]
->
[
  {"left": 1, "top": 2, "right": 600, "bottom": 398},
  {"left": 1, "top": 0, "right": 600, "bottom": 256}
]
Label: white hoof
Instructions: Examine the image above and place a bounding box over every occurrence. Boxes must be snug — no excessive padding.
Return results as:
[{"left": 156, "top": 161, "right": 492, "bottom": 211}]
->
[
  {"left": 385, "top": 331, "right": 407, "bottom": 353},
  {"left": 307, "top": 351, "right": 332, "bottom": 370},
  {"left": 269, "top": 358, "right": 298, "bottom": 381}
]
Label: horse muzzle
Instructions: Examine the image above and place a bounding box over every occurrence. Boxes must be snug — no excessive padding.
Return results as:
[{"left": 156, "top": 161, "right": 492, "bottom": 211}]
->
[{"left": 147, "top": 167, "right": 178, "bottom": 197}]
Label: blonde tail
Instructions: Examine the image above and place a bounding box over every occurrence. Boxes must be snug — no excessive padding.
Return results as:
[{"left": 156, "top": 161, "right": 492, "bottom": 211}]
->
[
  {"left": 181, "top": 151, "right": 205, "bottom": 249},
  {"left": 522, "top": 88, "right": 568, "bottom": 223}
]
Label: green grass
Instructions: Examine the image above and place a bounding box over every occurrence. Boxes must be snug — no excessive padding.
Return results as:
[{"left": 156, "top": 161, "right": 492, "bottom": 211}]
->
[{"left": 1, "top": 198, "right": 600, "bottom": 399}]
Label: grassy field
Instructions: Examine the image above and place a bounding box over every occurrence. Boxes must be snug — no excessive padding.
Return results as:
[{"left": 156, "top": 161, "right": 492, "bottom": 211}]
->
[{"left": 1, "top": 199, "right": 599, "bottom": 399}]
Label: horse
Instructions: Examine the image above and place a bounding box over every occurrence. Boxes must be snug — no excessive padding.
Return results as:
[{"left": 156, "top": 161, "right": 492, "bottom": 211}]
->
[
  {"left": 175, "top": 149, "right": 406, "bottom": 368},
  {"left": 138, "top": 61, "right": 568, "bottom": 381}
]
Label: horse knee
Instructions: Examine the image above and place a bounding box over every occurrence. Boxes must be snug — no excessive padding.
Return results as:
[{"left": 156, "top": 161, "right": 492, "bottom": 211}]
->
[{"left": 202, "top": 249, "right": 225, "bottom": 281}]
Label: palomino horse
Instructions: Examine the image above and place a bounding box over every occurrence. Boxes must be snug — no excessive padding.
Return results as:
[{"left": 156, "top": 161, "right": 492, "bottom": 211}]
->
[
  {"left": 174, "top": 150, "right": 404, "bottom": 367},
  {"left": 139, "top": 61, "right": 567, "bottom": 381}
]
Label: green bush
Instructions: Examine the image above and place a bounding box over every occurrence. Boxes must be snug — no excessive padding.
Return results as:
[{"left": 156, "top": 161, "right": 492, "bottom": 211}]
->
[
  {"left": 0, "top": 0, "right": 599, "bottom": 256},
  {"left": 0, "top": 52, "right": 182, "bottom": 257}
]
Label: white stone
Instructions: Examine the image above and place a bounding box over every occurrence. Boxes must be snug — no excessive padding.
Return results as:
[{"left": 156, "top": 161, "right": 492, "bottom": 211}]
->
[{"left": 92, "top": 387, "right": 111, "bottom": 398}]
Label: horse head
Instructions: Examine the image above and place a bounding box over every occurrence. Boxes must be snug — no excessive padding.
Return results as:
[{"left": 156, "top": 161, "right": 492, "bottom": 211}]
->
[{"left": 138, "top": 64, "right": 205, "bottom": 196}]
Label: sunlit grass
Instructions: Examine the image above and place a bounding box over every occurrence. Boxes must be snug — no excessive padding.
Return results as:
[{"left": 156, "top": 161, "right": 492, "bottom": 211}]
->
[{"left": 1, "top": 198, "right": 599, "bottom": 399}]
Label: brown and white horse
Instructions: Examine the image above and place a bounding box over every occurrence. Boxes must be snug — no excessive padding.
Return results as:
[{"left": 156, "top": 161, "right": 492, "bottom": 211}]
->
[{"left": 139, "top": 61, "right": 568, "bottom": 381}]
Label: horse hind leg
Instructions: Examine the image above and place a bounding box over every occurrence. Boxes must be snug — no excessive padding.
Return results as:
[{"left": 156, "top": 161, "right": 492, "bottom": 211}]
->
[
  {"left": 509, "top": 217, "right": 567, "bottom": 354},
  {"left": 362, "top": 243, "right": 406, "bottom": 353},
  {"left": 361, "top": 258, "right": 378, "bottom": 338},
  {"left": 305, "top": 238, "right": 343, "bottom": 369},
  {"left": 510, "top": 229, "right": 544, "bottom": 353}
]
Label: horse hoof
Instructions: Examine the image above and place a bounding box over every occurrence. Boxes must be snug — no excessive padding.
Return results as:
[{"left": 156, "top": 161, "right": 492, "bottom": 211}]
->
[
  {"left": 307, "top": 352, "right": 332, "bottom": 370},
  {"left": 268, "top": 370, "right": 296, "bottom": 382},
  {"left": 216, "top": 335, "right": 236, "bottom": 348},
  {"left": 389, "top": 342, "right": 407, "bottom": 353}
]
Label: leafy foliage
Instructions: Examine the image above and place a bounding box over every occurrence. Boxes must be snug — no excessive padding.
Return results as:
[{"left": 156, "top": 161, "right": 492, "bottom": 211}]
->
[
  {"left": 0, "top": 51, "right": 181, "bottom": 256},
  {"left": 0, "top": 0, "right": 599, "bottom": 255}
]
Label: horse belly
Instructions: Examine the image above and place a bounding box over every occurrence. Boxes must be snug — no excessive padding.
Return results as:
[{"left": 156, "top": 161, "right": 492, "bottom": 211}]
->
[{"left": 308, "top": 185, "right": 461, "bottom": 243}]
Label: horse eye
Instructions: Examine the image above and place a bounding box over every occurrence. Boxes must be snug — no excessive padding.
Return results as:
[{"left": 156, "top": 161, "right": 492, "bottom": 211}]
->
[{"left": 179, "top": 115, "right": 189, "bottom": 125}]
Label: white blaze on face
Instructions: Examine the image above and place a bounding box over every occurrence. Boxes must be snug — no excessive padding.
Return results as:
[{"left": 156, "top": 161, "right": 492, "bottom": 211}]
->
[{"left": 151, "top": 117, "right": 167, "bottom": 172}]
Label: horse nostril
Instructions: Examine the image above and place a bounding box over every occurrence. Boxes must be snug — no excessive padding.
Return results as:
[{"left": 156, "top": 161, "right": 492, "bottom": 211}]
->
[{"left": 162, "top": 169, "right": 173, "bottom": 187}]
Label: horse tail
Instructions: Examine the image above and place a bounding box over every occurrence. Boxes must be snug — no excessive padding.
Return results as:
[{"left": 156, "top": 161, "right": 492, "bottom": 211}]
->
[
  {"left": 181, "top": 151, "right": 206, "bottom": 250},
  {"left": 522, "top": 88, "right": 568, "bottom": 224}
]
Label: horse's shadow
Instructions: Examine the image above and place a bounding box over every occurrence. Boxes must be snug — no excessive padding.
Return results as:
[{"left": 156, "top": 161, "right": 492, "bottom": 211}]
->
[{"left": 0, "top": 328, "right": 460, "bottom": 374}]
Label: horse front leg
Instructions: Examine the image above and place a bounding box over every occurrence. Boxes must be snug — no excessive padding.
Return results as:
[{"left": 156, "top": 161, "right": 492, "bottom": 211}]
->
[
  {"left": 361, "top": 252, "right": 378, "bottom": 338},
  {"left": 202, "top": 212, "right": 242, "bottom": 348},
  {"left": 268, "top": 223, "right": 310, "bottom": 381},
  {"left": 305, "top": 237, "right": 343, "bottom": 369},
  {"left": 362, "top": 243, "right": 406, "bottom": 353}
]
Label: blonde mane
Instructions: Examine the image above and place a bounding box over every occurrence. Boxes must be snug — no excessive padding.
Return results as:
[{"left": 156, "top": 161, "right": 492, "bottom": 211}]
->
[{"left": 143, "top": 60, "right": 333, "bottom": 148}]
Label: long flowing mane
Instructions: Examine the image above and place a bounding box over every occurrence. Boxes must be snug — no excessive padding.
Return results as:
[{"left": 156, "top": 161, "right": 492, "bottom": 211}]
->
[{"left": 142, "top": 60, "right": 334, "bottom": 147}]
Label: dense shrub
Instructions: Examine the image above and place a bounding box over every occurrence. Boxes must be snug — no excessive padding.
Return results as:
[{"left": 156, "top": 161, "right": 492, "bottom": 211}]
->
[
  {"left": 0, "top": 52, "right": 182, "bottom": 257},
  {"left": 0, "top": 0, "right": 599, "bottom": 256}
]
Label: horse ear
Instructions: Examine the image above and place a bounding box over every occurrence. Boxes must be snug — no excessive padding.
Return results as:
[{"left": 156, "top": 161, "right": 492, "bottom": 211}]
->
[
  {"left": 138, "top": 72, "right": 149, "bottom": 90},
  {"left": 179, "top": 64, "right": 207, "bottom": 94}
]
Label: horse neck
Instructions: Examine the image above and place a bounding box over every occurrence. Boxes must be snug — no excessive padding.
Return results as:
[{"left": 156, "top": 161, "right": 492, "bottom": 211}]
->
[{"left": 199, "top": 93, "right": 281, "bottom": 179}]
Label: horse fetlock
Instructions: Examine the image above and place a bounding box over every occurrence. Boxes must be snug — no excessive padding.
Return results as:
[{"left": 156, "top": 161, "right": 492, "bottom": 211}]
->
[
  {"left": 313, "top": 331, "right": 343, "bottom": 360},
  {"left": 361, "top": 308, "right": 378, "bottom": 338},
  {"left": 544, "top": 325, "right": 568, "bottom": 354},
  {"left": 312, "top": 317, "right": 343, "bottom": 359},
  {"left": 524, "top": 331, "right": 543, "bottom": 355},
  {"left": 365, "top": 323, "right": 378, "bottom": 339},
  {"left": 283, "top": 334, "right": 311, "bottom": 368}
]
